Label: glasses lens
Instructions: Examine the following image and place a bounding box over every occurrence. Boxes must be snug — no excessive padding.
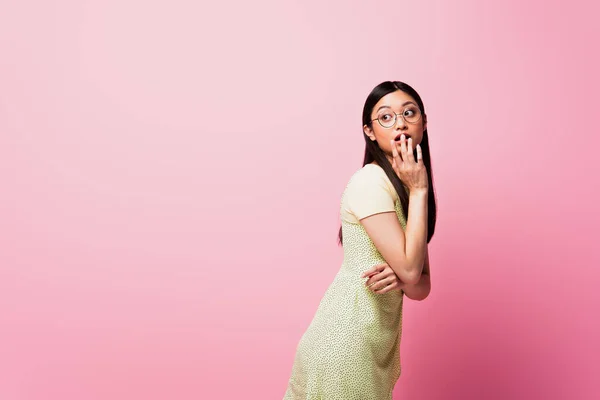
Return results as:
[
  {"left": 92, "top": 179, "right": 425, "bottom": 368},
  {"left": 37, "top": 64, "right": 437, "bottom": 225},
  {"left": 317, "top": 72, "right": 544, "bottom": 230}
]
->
[
  {"left": 403, "top": 105, "right": 421, "bottom": 123},
  {"left": 378, "top": 111, "right": 396, "bottom": 128}
]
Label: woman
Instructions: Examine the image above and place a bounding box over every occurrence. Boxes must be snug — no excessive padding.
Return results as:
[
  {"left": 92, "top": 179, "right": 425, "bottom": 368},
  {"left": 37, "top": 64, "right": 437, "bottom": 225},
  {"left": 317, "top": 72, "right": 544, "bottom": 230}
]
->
[{"left": 283, "top": 81, "right": 437, "bottom": 400}]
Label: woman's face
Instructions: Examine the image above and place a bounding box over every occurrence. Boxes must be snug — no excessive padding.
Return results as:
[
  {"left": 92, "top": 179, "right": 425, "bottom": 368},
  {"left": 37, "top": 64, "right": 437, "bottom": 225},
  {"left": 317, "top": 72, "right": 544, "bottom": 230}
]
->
[{"left": 363, "top": 90, "right": 427, "bottom": 158}]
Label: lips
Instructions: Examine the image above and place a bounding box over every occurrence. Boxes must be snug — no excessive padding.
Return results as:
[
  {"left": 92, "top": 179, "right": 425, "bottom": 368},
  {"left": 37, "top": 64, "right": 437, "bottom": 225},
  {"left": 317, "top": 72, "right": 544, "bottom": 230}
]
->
[{"left": 394, "top": 134, "right": 411, "bottom": 141}]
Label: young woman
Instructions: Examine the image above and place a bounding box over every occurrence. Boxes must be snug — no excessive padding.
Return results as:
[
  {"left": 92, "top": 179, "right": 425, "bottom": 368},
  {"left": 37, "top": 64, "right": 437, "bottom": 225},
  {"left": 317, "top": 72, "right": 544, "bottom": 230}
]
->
[{"left": 283, "top": 81, "right": 437, "bottom": 400}]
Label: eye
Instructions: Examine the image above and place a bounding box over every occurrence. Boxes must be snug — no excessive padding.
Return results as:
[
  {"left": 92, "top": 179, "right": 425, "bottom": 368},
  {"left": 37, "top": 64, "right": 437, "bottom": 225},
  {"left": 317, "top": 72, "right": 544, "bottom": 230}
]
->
[
  {"left": 404, "top": 105, "right": 420, "bottom": 116},
  {"left": 380, "top": 113, "right": 394, "bottom": 121}
]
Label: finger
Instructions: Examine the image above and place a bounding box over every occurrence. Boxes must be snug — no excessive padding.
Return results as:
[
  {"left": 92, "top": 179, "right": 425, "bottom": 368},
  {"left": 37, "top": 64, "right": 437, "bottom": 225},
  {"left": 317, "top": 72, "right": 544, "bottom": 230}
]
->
[
  {"left": 375, "top": 281, "right": 397, "bottom": 294},
  {"left": 375, "top": 266, "right": 394, "bottom": 279},
  {"left": 374, "top": 279, "right": 397, "bottom": 294},
  {"left": 366, "top": 274, "right": 377, "bottom": 287},
  {"left": 361, "top": 267, "right": 375, "bottom": 279},
  {"left": 363, "top": 263, "right": 384, "bottom": 278},
  {"left": 369, "top": 276, "right": 395, "bottom": 291},
  {"left": 366, "top": 270, "right": 388, "bottom": 287},
  {"left": 406, "top": 137, "right": 415, "bottom": 163},
  {"left": 396, "top": 140, "right": 405, "bottom": 162},
  {"left": 366, "top": 279, "right": 379, "bottom": 288},
  {"left": 400, "top": 134, "right": 408, "bottom": 157},
  {"left": 391, "top": 139, "right": 401, "bottom": 162},
  {"left": 416, "top": 144, "right": 423, "bottom": 163},
  {"left": 365, "top": 273, "right": 377, "bottom": 286},
  {"left": 365, "top": 273, "right": 378, "bottom": 286},
  {"left": 366, "top": 272, "right": 384, "bottom": 287}
]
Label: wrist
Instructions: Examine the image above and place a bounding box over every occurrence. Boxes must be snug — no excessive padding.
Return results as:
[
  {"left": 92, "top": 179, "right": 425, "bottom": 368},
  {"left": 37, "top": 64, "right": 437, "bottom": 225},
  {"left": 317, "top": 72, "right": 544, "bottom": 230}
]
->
[{"left": 409, "top": 188, "right": 428, "bottom": 197}]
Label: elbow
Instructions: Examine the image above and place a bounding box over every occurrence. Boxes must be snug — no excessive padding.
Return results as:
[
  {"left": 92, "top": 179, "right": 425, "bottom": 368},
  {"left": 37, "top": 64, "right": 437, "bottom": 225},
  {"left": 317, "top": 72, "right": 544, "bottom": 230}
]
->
[
  {"left": 404, "top": 275, "right": 431, "bottom": 301},
  {"left": 414, "top": 288, "right": 431, "bottom": 301},
  {"left": 389, "top": 258, "right": 424, "bottom": 285},
  {"left": 403, "top": 273, "right": 421, "bottom": 285},
  {"left": 395, "top": 268, "right": 421, "bottom": 285}
]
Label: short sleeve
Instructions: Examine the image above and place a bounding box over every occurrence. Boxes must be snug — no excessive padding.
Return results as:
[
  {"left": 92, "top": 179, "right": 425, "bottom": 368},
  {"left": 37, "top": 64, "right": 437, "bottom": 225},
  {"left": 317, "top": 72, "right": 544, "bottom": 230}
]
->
[{"left": 342, "top": 165, "right": 397, "bottom": 223}]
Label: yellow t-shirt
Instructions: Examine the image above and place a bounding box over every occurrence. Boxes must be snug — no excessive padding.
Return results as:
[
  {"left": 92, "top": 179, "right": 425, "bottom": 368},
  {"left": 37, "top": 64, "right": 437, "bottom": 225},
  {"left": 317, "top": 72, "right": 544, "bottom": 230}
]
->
[{"left": 341, "top": 163, "right": 399, "bottom": 224}]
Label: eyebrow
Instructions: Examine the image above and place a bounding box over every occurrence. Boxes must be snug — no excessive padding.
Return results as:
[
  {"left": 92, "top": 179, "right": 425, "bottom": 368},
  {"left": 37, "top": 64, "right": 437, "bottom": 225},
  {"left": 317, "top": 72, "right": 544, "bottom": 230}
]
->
[{"left": 376, "top": 101, "right": 416, "bottom": 112}]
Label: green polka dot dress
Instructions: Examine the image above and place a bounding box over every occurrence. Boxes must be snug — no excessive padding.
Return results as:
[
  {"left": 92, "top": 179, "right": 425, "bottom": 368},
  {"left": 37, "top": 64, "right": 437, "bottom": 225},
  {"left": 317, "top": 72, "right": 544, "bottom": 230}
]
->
[{"left": 283, "top": 164, "right": 407, "bottom": 400}]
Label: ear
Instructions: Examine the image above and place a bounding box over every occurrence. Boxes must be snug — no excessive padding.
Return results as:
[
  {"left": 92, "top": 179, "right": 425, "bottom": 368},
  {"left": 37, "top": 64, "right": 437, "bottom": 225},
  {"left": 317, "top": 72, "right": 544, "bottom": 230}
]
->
[
  {"left": 363, "top": 124, "right": 376, "bottom": 141},
  {"left": 422, "top": 114, "right": 428, "bottom": 131}
]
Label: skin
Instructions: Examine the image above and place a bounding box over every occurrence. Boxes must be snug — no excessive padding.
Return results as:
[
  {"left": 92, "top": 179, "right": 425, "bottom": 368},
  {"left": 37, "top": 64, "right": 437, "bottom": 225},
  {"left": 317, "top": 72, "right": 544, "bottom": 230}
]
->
[
  {"left": 363, "top": 90, "right": 427, "bottom": 162},
  {"left": 359, "top": 90, "right": 432, "bottom": 301}
]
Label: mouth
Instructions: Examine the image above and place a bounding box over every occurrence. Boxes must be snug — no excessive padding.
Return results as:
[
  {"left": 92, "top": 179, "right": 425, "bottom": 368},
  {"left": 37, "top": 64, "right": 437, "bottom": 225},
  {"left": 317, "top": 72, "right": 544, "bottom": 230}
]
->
[{"left": 394, "top": 134, "right": 411, "bottom": 141}]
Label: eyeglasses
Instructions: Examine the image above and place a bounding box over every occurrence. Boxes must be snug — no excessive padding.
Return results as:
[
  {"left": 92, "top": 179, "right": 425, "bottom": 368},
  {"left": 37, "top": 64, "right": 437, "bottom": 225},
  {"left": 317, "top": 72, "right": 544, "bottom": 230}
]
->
[{"left": 370, "top": 105, "right": 422, "bottom": 128}]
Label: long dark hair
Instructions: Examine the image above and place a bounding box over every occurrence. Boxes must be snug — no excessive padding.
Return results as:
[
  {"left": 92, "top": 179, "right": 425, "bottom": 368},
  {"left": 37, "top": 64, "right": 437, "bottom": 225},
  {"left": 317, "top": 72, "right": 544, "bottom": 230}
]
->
[{"left": 338, "top": 81, "right": 437, "bottom": 245}]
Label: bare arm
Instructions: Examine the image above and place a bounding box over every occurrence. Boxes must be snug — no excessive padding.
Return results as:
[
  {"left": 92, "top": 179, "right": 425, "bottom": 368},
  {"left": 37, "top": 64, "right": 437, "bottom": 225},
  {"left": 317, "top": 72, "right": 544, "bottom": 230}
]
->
[
  {"left": 402, "top": 245, "right": 431, "bottom": 301},
  {"left": 359, "top": 189, "right": 428, "bottom": 285}
]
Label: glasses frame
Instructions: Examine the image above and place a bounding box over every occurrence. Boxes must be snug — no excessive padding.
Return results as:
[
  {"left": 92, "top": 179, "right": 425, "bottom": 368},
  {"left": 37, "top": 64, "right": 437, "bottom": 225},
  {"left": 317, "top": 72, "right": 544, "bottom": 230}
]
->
[{"left": 370, "top": 107, "right": 422, "bottom": 128}]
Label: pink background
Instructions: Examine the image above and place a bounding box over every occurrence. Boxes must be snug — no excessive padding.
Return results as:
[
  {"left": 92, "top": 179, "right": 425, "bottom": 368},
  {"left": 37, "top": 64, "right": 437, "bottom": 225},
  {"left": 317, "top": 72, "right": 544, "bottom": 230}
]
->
[{"left": 1, "top": 0, "right": 599, "bottom": 399}]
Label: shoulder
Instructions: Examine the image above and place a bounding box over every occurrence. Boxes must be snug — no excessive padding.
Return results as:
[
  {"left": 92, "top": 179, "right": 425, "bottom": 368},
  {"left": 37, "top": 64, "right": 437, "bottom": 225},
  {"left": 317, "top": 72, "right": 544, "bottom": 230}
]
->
[
  {"left": 346, "top": 164, "right": 396, "bottom": 198},
  {"left": 347, "top": 163, "right": 384, "bottom": 184},
  {"left": 341, "top": 164, "right": 399, "bottom": 212},
  {"left": 341, "top": 163, "right": 398, "bottom": 223}
]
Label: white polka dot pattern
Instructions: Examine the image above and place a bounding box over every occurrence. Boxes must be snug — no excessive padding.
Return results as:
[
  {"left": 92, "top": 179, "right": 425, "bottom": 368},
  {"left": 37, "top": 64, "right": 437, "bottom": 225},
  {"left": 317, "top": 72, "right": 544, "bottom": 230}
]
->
[{"left": 283, "top": 166, "right": 407, "bottom": 400}]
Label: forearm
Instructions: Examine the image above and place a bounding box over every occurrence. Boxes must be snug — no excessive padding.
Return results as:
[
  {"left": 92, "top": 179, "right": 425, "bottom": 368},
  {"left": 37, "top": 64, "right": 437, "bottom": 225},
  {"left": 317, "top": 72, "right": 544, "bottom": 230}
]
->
[
  {"left": 403, "top": 190, "right": 428, "bottom": 281},
  {"left": 403, "top": 246, "right": 431, "bottom": 300}
]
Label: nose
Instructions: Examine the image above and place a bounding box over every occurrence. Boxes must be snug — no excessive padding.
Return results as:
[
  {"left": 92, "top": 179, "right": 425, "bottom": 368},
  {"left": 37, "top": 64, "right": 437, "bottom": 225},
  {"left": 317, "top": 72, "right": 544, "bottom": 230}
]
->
[{"left": 395, "top": 115, "right": 407, "bottom": 129}]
